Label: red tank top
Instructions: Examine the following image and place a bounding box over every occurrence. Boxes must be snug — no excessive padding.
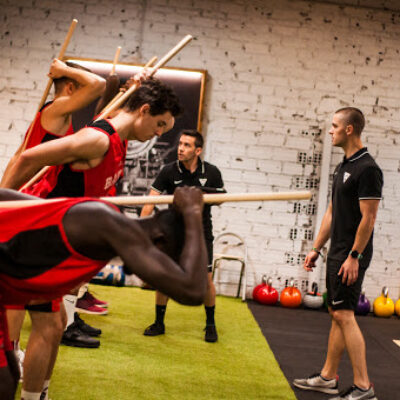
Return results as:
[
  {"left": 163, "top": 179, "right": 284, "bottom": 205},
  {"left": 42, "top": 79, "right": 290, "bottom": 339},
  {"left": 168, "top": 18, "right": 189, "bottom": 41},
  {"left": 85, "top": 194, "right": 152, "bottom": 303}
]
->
[
  {"left": 0, "top": 198, "right": 117, "bottom": 304},
  {"left": 24, "top": 120, "right": 127, "bottom": 198},
  {"left": 23, "top": 101, "right": 74, "bottom": 149}
]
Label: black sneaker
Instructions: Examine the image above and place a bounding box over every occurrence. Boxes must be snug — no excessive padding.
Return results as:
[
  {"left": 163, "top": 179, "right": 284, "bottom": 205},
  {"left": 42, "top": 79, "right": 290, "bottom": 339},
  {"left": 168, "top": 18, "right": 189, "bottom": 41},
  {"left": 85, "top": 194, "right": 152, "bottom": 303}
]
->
[
  {"left": 204, "top": 325, "right": 218, "bottom": 343},
  {"left": 61, "top": 322, "right": 100, "bottom": 348},
  {"left": 143, "top": 322, "right": 165, "bottom": 336},
  {"left": 74, "top": 313, "right": 102, "bottom": 337}
]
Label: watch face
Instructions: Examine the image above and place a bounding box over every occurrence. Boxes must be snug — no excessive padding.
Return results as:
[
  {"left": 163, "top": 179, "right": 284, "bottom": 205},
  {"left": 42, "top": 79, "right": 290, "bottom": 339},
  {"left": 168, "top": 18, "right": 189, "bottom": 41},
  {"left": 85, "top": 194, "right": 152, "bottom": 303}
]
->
[{"left": 350, "top": 250, "right": 359, "bottom": 259}]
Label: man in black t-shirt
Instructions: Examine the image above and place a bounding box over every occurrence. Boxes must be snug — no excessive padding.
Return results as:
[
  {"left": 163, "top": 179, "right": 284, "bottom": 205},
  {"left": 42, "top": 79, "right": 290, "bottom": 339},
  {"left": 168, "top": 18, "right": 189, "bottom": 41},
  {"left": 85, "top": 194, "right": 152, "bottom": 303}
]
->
[
  {"left": 293, "top": 108, "right": 383, "bottom": 400},
  {"left": 141, "top": 129, "right": 225, "bottom": 343}
]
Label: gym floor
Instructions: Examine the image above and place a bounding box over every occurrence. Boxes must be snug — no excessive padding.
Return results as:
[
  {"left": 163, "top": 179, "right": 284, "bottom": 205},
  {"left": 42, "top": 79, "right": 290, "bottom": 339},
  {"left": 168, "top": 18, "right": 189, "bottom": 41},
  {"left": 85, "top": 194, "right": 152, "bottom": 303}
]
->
[{"left": 248, "top": 302, "right": 400, "bottom": 400}]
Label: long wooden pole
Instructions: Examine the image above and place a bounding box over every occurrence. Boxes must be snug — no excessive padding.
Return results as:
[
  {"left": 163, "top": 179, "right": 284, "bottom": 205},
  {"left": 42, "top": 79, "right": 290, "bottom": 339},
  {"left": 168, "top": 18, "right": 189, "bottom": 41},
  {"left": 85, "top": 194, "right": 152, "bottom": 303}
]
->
[
  {"left": 0, "top": 191, "right": 311, "bottom": 209},
  {"left": 100, "top": 55, "right": 158, "bottom": 114},
  {"left": 110, "top": 46, "right": 121, "bottom": 75},
  {"left": 19, "top": 165, "right": 51, "bottom": 192},
  {"left": 95, "top": 35, "right": 193, "bottom": 121},
  {"left": 21, "top": 19, "right": 78, "bottom": 152}
]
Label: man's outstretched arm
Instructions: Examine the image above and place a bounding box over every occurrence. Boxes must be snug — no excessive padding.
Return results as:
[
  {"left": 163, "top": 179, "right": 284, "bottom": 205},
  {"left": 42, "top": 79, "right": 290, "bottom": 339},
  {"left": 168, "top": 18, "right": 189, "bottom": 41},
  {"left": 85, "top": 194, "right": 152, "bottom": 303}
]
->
[
  {"left": 0, "top": 188, "right": 39, "bottom": 201},
  {"left": 0, "top": 128, "right": 109, "bottom": 190},
  {"left": 107, "top": 187, "right": 208, "bottom": 305}
]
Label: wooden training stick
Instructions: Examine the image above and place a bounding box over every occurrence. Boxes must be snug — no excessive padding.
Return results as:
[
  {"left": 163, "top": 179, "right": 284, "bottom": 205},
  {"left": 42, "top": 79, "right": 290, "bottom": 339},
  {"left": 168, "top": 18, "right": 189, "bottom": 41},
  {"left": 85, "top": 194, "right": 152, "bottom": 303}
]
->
[
  {"left": 100, "top": 55, "right": 158, "bottom": 114},
  {"left": 21, "top": 19, "right": 78, "bottom": 152},
  {"left": 110, "top": 46, "right": 121, "bottom": 75},
  {"left": 95, "top": 34, "right": 193, "bottom": 121},
  {"left": 19, "top": 165, "right": 51, "bottom": 192},
  {"left": 0, "top": 191, "right": 312, "bottom": 209}
]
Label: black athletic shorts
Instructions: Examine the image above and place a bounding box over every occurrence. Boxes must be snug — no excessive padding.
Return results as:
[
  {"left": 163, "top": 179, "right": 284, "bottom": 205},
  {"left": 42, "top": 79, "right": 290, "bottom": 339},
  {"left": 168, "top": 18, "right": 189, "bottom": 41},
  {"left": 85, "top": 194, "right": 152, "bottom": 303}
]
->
[{"left": 326, "top": 258, "right": 366, "bottom": 311}]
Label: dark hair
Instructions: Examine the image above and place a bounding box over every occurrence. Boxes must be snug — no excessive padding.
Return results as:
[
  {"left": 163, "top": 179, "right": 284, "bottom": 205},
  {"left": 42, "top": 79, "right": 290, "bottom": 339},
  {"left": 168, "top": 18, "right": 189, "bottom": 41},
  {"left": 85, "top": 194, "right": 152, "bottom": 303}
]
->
[
  {"left": 153, "top": 209, "right": 184, "bottom": 262},
  {"left": 53, "top": 61, "right": 92, "bottom": 94},
  {"left": 180, "top": 129, "right": 204, "bottom": 148},
  {"left": 123, "top": 78, "right": 183, "bottom": 117},
  {"left": 335, "top": 107, "right": 365, "bottom": 136}
]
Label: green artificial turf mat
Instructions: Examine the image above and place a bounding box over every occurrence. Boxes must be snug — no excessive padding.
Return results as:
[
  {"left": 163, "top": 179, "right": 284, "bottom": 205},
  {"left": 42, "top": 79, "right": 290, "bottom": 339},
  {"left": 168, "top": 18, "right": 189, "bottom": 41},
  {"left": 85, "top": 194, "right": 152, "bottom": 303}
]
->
[{"left": 19, "top": 286, "right": 295, "bottom": 400}]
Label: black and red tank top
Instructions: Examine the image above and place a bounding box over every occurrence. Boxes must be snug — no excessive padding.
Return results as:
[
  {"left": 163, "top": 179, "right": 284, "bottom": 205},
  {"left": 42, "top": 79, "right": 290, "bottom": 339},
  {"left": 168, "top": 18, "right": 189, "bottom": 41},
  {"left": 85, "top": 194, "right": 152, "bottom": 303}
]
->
[
  {"left": 24, "top": 120, "right": 127, "bottom": 198},
  {"left": 23, "top": 101, "right": 74, "bottom": 149},
  {"left": 0, "top": 198, "right": 116, "bottom": 304}
]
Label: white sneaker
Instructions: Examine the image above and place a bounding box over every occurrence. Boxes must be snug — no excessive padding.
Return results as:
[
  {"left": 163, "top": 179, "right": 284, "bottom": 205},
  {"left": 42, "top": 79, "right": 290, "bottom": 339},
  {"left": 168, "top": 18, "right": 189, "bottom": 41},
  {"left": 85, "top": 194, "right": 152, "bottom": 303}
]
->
[
  {"left": 330, "top": 385, "right": 377, "bottom": 400},
  {"left": 293, "top": 373, "right": 339, "bottom": 394}
]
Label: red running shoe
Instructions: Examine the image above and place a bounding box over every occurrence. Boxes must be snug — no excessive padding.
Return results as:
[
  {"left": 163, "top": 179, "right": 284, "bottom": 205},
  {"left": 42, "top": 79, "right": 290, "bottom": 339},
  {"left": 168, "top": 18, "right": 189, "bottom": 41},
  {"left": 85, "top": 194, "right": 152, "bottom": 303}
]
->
[
  {"left": 84, "top": 291, "right": 109, "bottom": 308},
  {"left": 76, "top": 293, "right": 108, "bottom": 315}
]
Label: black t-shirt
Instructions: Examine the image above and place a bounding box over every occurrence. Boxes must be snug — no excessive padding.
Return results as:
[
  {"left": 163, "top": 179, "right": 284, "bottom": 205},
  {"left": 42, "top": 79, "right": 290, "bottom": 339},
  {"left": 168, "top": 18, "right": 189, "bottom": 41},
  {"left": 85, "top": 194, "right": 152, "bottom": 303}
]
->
[
  {"left": 328, "top": 147, "right": 383, "bottom": 268},
  {"left": 151, "top": 159, "right": 225, "bottom": 240}
]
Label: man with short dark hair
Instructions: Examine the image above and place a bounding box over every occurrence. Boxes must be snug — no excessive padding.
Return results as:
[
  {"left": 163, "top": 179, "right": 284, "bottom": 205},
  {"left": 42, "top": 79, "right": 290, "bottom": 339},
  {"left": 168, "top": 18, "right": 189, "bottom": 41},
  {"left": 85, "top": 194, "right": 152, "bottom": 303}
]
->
[
  {"left": 293, "top": 107, "right": 383, "bottom": 400},
  {"left": 1, "top": 58, "right": 105, "bottom": 185},
  {"left": 141, "top": 129, "right": 225, "bottom": 343},
  {"left": 1, "top": 78, "right": 182, "bottom": 194},
  {"left": 0, "top": 57, "right": 106, "bottom": 399},
  {"left": 0, "top": 186, "right": 208, "bottom": 400}
]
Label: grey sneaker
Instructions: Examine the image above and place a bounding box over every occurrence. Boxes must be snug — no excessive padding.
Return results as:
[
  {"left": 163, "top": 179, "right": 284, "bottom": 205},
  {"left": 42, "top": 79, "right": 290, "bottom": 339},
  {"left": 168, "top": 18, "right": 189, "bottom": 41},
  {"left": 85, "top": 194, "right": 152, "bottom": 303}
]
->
[
  {"left": 330, "top": 385, "right": 377, "bottom": 400},
  {"left": 293, "top": 373, "right": 339, "bottom": 394}
]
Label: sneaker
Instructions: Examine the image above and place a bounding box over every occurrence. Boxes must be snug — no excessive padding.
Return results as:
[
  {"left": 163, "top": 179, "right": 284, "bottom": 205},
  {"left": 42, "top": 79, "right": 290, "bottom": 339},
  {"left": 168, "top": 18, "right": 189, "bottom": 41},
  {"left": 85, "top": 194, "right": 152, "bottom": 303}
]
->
[
  {"left": 330, "top": 385, "right": 377, "bottom": 400},
  {"left": 84, "top": 291, "right": 109, "bottom": 308},
  {"left": 76, "top": 296, "right": 108, "bottom": 315},
  {"left": 293, "top": 373, "right": 339, "bottom": 394},
  {"left": 40, "top": 383, "right": 50, "bottom": 400},
  {"left": 74, "top": 312, "right": 102, "bottom": 337},
  {"left": 204, "top": 325, "right": 218, "bottom": 343},
  {"left": 61, "top": 322, "right": 100, "bottom": 348},
  {"left": 143, "top": 322, "right": 165, "bottom": 336}
]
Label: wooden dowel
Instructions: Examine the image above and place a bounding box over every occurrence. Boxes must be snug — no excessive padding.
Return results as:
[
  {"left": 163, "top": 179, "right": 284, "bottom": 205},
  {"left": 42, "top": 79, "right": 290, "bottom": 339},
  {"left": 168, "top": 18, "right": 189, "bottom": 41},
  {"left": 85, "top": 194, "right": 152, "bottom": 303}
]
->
[
  {"left": 110, "top": 46, "right": 121, "bottom": 75},
  {"left": 21, "top": 19, "right": 78, "bottom": 152},
  {"left": 19, "top": 166, "right": 50, "bottom": 192},
  {"left": 0, "top": 191, "right": 312, "bottom": 208},
  {"left": 100, "top": 56, "right": 158, "bottom": 114},
  {"left": 96, "top": 35, "right": 192, "bottom": 121},
  {"left": 104, "top": 191, "right": 312, "bottom": 205}
]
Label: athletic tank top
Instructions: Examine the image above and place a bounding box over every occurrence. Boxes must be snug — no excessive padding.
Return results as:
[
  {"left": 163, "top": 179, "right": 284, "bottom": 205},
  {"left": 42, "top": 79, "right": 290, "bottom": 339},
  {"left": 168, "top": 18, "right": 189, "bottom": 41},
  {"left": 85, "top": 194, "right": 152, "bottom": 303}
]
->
[
  {"left": 23, "top": 101, "right": 74, "bottom": 149},
  {"left": 24, "top": 120, "right": 127, "bottom": 198},
  {"left": 0, "top": 198, "right": 116, "bottom": 304}
]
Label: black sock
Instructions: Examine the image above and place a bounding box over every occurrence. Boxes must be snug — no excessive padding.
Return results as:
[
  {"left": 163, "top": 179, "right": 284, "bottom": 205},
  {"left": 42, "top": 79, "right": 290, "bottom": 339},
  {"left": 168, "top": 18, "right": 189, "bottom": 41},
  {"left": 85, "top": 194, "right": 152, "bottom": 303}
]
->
[
  {"left": 355, "top": 385, "right": 370, "bottom": 392},
  {"left": 155, "top": 305, "right": 166, "bottom": 325},
  {"left": 205, "top": 305, "right": 215, "bottom": 326}
]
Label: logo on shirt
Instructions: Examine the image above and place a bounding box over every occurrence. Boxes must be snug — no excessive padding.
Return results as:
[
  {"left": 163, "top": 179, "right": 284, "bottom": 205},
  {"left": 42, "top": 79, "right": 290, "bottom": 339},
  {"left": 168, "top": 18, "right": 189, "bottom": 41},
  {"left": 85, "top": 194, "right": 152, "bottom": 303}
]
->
[
  {"left": 343, "top": 172, "right": 351, "bottom": 183},
  {"left": 104, "top": 169, "right": 123, "bottom": 191},
  {"left": 332, "top": 299, "right": 344, "bottom": 306},
  {"left": 199, "top": 178, "right": 207, "bottom": 186},
  {"left": 174, "top": 180, "right": 183, "bottom": 185}
]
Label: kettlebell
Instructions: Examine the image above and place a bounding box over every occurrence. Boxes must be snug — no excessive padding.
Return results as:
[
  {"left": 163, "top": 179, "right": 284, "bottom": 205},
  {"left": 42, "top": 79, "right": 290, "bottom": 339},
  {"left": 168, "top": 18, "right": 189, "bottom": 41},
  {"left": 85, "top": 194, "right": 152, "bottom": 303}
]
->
[
  {"left": 355, "top": 288, "right": 371, "bottom": 316},
  {"left": 395, "top": 298, "right": 400, "bottom": 317},
  {"left": 373, "top": 286, "right": 394, "bottom": 318},
  {"left": 303, "top": 282, "right": 324, "bottom": 309},
  {"left": 280, "top": 279, "right": 302, "bottom": 308},
  {"left": 252, "top": 275, "right": 267, "bottom": 301},
  {"left": 256, "top": 277, "right": 279, "bottom": 305}
]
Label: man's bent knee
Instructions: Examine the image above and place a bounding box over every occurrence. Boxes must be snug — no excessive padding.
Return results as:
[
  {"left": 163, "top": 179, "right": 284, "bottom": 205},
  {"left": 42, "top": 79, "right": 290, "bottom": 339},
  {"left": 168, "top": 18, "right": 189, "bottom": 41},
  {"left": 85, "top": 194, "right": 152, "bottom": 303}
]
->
[{"left": 330, "top": 308, "right": 355, "bottom": 325}]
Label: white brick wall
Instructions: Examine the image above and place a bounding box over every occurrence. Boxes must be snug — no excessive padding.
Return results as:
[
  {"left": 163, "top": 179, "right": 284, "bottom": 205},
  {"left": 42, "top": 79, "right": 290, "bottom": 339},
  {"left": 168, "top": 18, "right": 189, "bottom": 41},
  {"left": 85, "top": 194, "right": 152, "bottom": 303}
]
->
[{"left": 1, "top": 0, "right": 399, "bottom": 302}]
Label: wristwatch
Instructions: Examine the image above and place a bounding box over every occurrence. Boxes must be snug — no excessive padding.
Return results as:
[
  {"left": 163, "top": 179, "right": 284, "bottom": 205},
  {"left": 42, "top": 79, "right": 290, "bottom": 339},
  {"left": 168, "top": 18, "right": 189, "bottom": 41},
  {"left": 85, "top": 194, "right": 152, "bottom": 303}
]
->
[{"left": 349, "top": 250, "right": 362, "bottom": 260}]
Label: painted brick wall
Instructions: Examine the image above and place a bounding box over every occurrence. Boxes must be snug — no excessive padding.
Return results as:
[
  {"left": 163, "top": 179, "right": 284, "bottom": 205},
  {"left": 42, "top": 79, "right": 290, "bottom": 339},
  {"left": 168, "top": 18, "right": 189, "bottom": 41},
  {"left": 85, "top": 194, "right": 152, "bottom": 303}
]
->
[{"left": 1, "top": 0, "right": 399, "bottom": 302}]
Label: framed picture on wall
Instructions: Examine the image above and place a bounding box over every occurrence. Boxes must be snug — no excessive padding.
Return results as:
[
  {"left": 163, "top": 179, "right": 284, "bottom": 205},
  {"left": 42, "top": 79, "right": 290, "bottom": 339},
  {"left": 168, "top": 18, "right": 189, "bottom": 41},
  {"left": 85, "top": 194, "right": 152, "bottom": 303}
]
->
[{"left": 64, "top": 57, "right": 206, "bottom": 214}]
